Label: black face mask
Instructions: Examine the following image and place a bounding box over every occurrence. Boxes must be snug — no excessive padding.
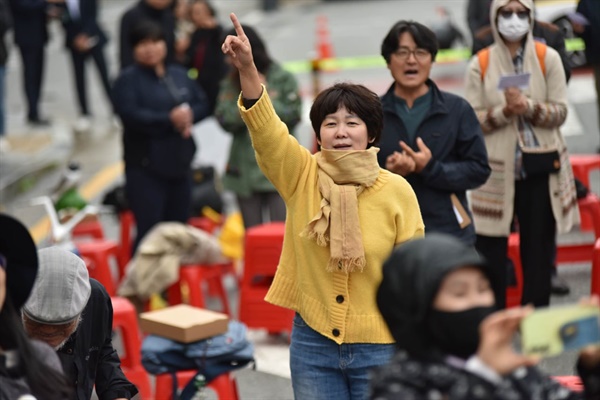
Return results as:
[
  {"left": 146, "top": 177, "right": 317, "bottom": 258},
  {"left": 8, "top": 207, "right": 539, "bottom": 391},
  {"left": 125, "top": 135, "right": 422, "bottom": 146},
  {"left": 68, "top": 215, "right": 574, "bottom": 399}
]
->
[{"left": 427, "top": 306, "right": 496, "bottom": 359}]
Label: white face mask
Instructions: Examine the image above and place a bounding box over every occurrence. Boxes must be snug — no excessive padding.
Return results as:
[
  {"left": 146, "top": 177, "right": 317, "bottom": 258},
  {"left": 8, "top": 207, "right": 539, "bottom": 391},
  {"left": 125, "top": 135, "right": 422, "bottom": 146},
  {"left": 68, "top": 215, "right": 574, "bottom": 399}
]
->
[{"left": 497, "top": 13, "right": 530, "bottom": 42}]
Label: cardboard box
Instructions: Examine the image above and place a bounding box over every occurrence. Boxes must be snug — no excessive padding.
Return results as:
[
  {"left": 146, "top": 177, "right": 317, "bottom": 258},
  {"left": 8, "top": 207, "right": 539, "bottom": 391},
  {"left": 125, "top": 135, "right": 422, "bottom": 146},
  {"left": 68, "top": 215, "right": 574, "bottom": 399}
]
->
[{"left": 140, "top": 304, "right": 229, "bottom": 343}]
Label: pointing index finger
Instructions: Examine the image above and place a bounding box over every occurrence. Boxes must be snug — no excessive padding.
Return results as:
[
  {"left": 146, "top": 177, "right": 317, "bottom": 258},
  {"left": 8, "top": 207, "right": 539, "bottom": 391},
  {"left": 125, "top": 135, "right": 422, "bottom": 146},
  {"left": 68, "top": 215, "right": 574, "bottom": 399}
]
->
[{"left": 230, "top": 13, "right": 245, "bottom": 38}]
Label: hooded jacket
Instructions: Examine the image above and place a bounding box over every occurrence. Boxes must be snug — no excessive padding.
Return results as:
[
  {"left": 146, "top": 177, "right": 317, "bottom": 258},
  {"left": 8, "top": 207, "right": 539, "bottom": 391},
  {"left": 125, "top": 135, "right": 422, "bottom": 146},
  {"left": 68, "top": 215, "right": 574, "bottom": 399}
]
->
[
  {"left": 464, "top": 0, "right": 579, "bottom": 237},
  {"left": 372, "top": 234, "right": 600, "bottom": 399},
  {"left": 376, "top": 233, "right": 490, "bottom": 360}
]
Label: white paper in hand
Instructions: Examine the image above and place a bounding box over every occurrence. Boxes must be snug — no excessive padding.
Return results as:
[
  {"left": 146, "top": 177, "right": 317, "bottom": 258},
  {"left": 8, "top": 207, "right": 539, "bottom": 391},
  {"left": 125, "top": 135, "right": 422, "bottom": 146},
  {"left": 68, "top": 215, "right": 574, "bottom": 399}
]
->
[{"left": 498, "top": 73, "right": 531, "bottom": 91}]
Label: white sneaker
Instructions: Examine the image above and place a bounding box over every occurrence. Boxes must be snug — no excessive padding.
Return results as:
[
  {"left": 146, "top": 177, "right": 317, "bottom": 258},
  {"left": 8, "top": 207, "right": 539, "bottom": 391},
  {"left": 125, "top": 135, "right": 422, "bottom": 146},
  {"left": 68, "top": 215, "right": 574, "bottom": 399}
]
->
[
  {"left": 0, "top": 137, "right": 11, "bottom": 153},
  {"left": 73, "top": 116, "right": 92, "bottom": 133}
]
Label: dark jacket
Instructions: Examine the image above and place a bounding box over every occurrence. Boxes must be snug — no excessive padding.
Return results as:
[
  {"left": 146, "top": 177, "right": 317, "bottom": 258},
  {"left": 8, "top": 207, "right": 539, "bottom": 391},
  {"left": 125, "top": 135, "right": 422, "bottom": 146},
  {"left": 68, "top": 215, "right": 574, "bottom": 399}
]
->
[
  {"left": 370, "top": 351, "right": 593, "bottom": 399},
  {"left": 378, "top": 80, "right": 490, "bottom": 245},
  {"left": 0, "top": 0, "right": 11, "bottom": 65},
  {"left": 467, "top": 0, "right": 492, "bottom": 37},
  {"left": 57, "top": 279, "right": 137, "bottom": 400},
  {"left": 118, "top": 0, "right": 176, "bottom": 70},
  {"left": 112, "top": 64, "right": 209, "bottom": 178},
  {"left": 62, "top": 0, "right": 108, "bottom": 50},
  {"left": 472, "top": 20, "right": 571, "bottom": 81},
  {"left": 7, "top": 0, "right": 47, "bottom": 48},
  {"left": 184, "top": 25, "right": 228, "bottom": 115},
  {"left": 576, "top": 0, "right": 600, "bottom": 65}
]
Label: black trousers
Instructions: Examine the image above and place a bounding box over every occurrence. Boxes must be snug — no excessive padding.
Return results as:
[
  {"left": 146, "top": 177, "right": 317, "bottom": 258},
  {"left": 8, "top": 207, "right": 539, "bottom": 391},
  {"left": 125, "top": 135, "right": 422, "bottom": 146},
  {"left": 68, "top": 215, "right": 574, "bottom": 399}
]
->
[
  {"left": 237, "top": 192, "right": 286, "bottom": 229},
  {"left": 18, "top": 45, "right": 45, "bottom": 120},
  {"left": 125, "top": 166, "right": 192, "bottom": 253},
  {"left": 476, "top": 175, "right": 556, "bottom": 308},
  {"left": 69, "top": 45, "right": 112, "bottom": 116}
]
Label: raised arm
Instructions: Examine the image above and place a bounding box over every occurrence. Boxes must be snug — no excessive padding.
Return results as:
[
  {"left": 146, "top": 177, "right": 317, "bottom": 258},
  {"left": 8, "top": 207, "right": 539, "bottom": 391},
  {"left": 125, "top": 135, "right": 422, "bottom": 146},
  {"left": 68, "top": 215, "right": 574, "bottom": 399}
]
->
[{"left": 221, "top": 13, "right": 262, "bottom": 100}]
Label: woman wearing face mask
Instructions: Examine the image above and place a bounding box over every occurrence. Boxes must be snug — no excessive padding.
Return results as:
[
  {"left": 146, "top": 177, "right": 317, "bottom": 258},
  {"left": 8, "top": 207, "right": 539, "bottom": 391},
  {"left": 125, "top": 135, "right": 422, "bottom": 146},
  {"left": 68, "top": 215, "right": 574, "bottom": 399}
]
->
[
  {"left": 372, "top": 234, "right": 600, "bottom": 399},
  {"left": 464, "top": 0, "right": 579, "bottom": 309}
]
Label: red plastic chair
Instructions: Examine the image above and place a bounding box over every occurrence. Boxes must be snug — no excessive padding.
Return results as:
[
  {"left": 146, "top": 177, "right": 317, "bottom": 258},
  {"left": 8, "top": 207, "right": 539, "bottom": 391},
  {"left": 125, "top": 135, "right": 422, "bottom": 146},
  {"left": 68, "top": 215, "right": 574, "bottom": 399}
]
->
[
  {"left": 111, "top": 296, "right": 152, "bottom": 399},
  {"left": 77, "top": 240, "right": 120, "bottom": 296},
  {"left": 118, "top": 210, "right": 136, "bottom": 277},
  {"left": 72, "top": 217, "right": 105, "bottom": 240},
  {"left": 552, "top": 375, "right": 584, "bottom": 392},
  {"left": 239, "top": 222, "right": 294, "bottom": 334},
  {"left": 154, "top": 370, "right": 240, "bottom": 400},
  {"left": 167, "top": 262, "right": 235, "bottom": 316},
  {"left": 557, "top": 193, "right": 600, "bottom": 264},
  {"left": 570, "top": 154, "right": 600, "bottom": 193},
  {"left": 570, "top": 154, "right": 600, "bottom": 231}
]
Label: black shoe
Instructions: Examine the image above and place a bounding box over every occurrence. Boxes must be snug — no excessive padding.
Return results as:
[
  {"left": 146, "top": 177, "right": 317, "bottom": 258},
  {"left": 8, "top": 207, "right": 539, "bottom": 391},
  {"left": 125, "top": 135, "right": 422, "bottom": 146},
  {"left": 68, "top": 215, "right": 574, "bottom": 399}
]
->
[
  {"left": 27, "top": 117, "right": 51, "bottom": 127},
  {"left": 551, "top": 274, "right": 570, "bottom": 296}
]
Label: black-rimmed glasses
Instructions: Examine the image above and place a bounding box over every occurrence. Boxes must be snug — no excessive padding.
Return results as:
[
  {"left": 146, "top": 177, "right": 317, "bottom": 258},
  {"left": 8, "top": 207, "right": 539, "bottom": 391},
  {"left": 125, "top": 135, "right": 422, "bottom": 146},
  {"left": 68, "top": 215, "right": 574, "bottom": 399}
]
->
[{"left": 393, "top": 48, "right": 430, "bottom": 61}]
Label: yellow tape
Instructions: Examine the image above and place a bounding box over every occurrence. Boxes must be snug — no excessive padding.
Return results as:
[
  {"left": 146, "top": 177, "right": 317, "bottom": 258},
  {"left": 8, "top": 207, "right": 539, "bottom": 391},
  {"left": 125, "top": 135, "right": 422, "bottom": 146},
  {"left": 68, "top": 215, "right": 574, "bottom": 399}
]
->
[{"left": 283, "top": 41, "right": 586, "bottom": 73}]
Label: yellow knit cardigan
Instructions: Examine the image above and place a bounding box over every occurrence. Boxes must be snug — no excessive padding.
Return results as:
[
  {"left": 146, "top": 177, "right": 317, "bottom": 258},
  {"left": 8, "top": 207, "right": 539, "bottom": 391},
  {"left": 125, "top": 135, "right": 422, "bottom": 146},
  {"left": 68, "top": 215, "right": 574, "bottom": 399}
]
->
[{"left": 238, "top": 89, "right": 425, "bottom": 344}]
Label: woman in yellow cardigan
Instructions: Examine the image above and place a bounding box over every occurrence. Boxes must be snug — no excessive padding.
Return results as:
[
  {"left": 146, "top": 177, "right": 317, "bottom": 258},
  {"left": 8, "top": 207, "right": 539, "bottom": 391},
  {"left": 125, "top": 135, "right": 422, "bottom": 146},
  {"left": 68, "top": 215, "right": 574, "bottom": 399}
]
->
[{"left": 222, "top": 14, "right": 424, "bottom": 399}]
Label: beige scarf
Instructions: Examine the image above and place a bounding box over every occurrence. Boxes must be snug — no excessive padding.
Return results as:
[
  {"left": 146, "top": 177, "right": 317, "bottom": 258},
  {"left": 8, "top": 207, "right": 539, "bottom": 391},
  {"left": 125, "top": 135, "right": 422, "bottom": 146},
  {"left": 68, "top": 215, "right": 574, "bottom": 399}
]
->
[{"left": 301, "top": 147, "right": 380, "bottom": 273}]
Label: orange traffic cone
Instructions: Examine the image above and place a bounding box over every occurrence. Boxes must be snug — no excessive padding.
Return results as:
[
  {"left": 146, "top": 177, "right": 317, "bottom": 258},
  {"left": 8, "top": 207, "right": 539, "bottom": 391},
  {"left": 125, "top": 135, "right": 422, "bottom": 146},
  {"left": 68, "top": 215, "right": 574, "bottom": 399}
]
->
[{"left": 316, "top": 15, "right": 335, "bottom": 61}]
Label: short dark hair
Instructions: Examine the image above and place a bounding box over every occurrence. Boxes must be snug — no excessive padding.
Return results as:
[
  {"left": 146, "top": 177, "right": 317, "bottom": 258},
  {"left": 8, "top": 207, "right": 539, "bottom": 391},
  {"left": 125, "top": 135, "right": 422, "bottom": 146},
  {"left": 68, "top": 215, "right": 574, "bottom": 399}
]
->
[
  {"left": 129, "top": 19, "right": 166, "bottom": 48},
  {"left": 310, "top": 83, "right": 383, "bottom": 148},
  {"left": 381, "top": 20, "right": 439, "bottom": 64}
]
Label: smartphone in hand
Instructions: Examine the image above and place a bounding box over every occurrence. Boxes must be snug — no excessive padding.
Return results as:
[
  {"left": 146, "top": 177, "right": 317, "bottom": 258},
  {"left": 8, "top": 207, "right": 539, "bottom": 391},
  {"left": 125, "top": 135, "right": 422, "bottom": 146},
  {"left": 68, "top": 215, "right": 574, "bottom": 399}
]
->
[{"left": 521, "top": 303, "right": 600, "bottom": 358}]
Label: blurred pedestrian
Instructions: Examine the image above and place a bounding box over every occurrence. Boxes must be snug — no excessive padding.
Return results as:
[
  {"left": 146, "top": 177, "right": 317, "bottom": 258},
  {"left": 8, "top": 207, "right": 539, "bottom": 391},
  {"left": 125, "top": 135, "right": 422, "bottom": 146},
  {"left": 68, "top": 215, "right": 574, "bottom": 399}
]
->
[
  {"left": 222, "top": 13, "right": 424, "bottom": 399},
  {"left": 185, "top": 0, "right": 228, "bottom": 115},
  {"left": 215, "top": 23, "right": 301, "bottom": 228},
  {"left": 372, "top": 233, "right": 600, "bottom": 399},
  {"left": 467, "top": 0, "right": 493, "bottom": 41},
  {"left": 378, "top": 20, "right": 490, "bottom": 245},
  {"left": 0, "top": 214, "right": 71, "bottom": 400},
  {"left": 119, "top": 0, "right": 176, "bottom": 70},
  {"left": 112, "top": 20, "right": 210, "bottom": 251},
  {"left": 472, "top": 2, "right": 573, "bottom": 297},
  {"left": 0, "top": 0, "right": 11, "bottom": 152},
  {"left": 22, "top": 247, "right": 138, "bottom": 400},
  {"left": 172, "top": 0, "right": 194, "bottom": 64},
  {"left": 464, "top": 0, "right": 579, "bottom": 309},
  {"left": 8, "top": 0, "right": 60, "bottom": 126},
  {"left": 572, "top": 0, "right": 600, "bottom": 153},
  {"left": 62, "top": 0, "right": 113, "bottom": 133}
]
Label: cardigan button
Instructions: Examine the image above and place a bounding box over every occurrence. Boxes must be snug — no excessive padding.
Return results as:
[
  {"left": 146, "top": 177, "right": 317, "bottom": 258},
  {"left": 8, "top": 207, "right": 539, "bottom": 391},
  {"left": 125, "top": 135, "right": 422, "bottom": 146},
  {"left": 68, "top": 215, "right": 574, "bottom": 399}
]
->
[
  {"left": 336, "top": 295, "right": 344, "bottom": 304},
  {"left": 332, "top": 328, "right": 340, "bottom": 337}
]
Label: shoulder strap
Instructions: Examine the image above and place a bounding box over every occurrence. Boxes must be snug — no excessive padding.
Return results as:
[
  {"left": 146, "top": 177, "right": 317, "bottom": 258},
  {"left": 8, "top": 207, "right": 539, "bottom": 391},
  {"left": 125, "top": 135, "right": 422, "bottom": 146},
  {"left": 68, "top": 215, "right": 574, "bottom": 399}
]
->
[
  {"left": 477, "top": 42, "right": 547, "bottom": 81},
  {"left": 477, "top": 47, "right": 490, "bottom": 82},
  {"left": 534, "top": 41, "right": 547, "bottom": 76}
]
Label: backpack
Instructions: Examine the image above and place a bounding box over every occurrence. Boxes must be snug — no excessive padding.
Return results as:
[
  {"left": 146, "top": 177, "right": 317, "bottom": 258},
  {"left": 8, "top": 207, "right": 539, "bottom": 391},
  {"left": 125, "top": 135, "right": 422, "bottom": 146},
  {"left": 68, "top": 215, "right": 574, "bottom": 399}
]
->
[
  {"left": 477, "top": 41, "right": 547, "bottom": 80},
  {"left": 141, "top": 320, "right": 255, "bottom": 400}
]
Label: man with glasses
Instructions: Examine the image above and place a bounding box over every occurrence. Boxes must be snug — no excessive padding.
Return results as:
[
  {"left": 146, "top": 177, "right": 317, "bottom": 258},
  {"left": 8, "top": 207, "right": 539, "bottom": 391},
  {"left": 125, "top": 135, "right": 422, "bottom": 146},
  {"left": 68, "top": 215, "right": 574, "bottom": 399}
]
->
[{"left": 378, "top": 20, "right": 490, "bottom": 246}]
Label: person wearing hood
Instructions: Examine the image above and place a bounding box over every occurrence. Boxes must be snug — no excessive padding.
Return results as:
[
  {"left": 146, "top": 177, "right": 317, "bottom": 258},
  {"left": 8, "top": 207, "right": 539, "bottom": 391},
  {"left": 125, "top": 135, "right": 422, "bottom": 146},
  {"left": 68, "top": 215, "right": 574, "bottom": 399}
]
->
[
  {"left": 119, "top": 0, "right": 176, "bottom": 70},
  {"left": 0, "top": 214, "right": 71, "bottom": 400},
  {"left": 371, "top": 233, "right": 600, "bottom": 399},
  {"left": 464, "top": 0, "right": 579, "bottom": 309}
]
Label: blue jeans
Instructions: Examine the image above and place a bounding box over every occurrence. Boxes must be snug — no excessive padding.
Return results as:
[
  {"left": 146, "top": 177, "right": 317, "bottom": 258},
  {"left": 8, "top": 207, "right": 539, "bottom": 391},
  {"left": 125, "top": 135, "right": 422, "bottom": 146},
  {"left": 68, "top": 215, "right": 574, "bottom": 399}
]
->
[
  {"left": 290, "top": 313, "right": 395, "bottom": 400},
  {"left": 0, "top": 65, "right": 5, "bottom": 136}
]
